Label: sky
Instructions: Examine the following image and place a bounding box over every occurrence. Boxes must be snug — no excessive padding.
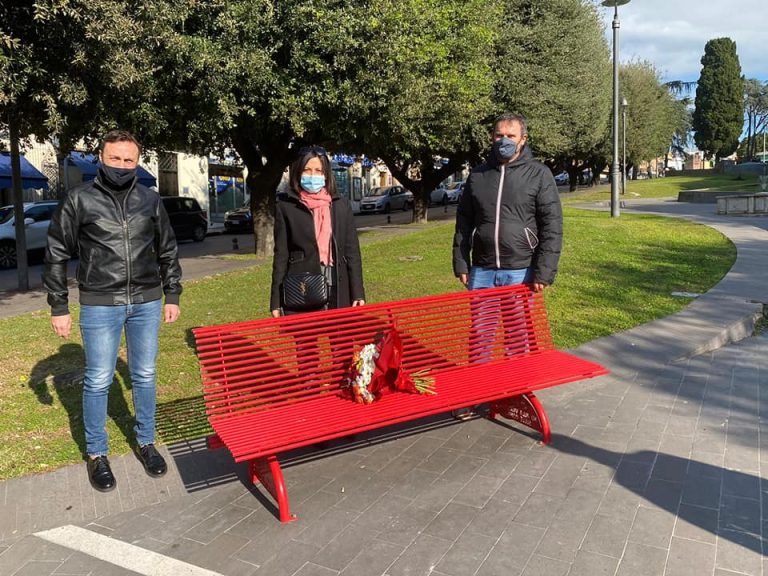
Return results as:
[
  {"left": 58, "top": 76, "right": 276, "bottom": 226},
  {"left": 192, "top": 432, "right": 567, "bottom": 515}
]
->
[{"left": 599, "top": 0, "right": 767, "bottom": 90}]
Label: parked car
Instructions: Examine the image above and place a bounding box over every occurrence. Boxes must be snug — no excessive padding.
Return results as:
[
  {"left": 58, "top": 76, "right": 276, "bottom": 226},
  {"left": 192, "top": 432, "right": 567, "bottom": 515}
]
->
[
  {"left": 553, "top": 171, "right": 569, "bottom": 185},
  {"left": 224, "top": 203, "right": 252, "bottom": 233},
  {"left": 0, "top": 200, "right": 59, "bottom": 269},
  {"left": 359, "top": 186, "right": 413, "bottom": 213},
  {"left": 161, "top": 196, "right": 207, "bottom": 242},
  {"left": 430, "top": 182, "right": 464, "bottom": 206}
]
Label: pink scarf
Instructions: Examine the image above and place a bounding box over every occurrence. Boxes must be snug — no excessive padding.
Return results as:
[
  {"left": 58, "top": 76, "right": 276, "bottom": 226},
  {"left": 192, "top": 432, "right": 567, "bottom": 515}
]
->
[{"left": 299, "top": 189, "right": 333, "bottom": 265}]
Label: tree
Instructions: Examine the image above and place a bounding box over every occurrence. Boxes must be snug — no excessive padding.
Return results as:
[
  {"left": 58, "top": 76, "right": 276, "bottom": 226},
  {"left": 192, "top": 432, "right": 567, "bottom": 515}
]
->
[
  {"left": 341, "top": 0, "right": 499, "bottom": 223},
  {"left": 497, "top": 0, "right": 612, "bottom": 192},
  {"left": 1, "top": 1, "right": 157, "bottom": 288},
  {"left": 619, "top": 61, "right": 683, "bottom": 179},
  {"left": 742, "top": 78, "right": 768, "bottom": 160},
  {"left": 692, "top": 38, "right": 744, "bottom": 160}
]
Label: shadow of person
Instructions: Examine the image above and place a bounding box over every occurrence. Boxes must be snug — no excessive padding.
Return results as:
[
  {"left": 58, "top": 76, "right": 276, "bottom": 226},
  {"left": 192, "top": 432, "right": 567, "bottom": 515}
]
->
[
  {"left": 28, "top": 342, "right": 134, "bottom": 458},
  {"left": 550, "top": 433, "right": 764, "bottom": 555}
]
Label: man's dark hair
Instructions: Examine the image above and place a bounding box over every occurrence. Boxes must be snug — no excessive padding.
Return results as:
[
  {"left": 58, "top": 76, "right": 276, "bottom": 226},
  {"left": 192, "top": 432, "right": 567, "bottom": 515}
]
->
[
  {"left": 492, "top": 113, "right": 528, "bottom": 136},
  {"left": 100, "top": 129, "right": 142, "bottom": 155},
  {"left": 289, "top": 147, "right": 337, "bottom": 197}
]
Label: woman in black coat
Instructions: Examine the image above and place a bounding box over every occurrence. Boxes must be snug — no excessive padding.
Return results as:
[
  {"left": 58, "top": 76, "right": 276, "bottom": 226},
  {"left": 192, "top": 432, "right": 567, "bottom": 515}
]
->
[{"left": 270, "top": 146, "right": 365, "bottom": 316}]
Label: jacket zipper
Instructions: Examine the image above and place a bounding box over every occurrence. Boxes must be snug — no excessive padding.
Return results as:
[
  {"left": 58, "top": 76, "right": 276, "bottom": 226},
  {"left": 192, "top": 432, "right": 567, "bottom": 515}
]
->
[
  {"left": 117, "top": 191, "right": 132, "bottom": 304},
  {"left": 493, "top": 164, "right": 505, "bottom": 268}
]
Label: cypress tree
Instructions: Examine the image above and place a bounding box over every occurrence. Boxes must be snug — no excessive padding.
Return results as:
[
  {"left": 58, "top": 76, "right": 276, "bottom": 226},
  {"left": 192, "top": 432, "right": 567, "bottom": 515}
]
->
[{"left": 692, "top": 38, "right": 744, "bottom": 160}]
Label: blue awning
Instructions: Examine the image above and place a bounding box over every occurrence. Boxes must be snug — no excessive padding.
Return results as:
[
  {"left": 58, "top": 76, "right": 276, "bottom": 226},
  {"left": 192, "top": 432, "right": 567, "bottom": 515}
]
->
[
  {"left": 210, "top": 176, "right": 245, "bottom": 194},
  {"left": 0, "top": 153, "right": 49, "bottom": 190},
  {"left": 68, "top": 152, "right": 157, "bottom": 188}
]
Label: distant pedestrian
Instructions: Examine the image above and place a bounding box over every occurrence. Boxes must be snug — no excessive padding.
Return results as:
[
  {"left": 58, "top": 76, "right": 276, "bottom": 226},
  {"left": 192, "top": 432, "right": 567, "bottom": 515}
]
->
[
  {"left": 453, "top": 112, "right": 563, "bottom": 291},
  {"left": 43, "top": 129, "right": 182, "bottom": 492}
]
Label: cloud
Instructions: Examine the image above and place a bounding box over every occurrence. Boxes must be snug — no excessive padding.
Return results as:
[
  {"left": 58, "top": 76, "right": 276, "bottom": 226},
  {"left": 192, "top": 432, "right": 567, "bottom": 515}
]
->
[{"left": 600, "top": 0, "right": 767, "bottom": 83}]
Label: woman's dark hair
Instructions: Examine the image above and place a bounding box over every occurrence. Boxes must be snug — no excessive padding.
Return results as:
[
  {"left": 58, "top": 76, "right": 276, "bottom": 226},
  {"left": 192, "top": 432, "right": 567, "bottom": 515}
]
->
[{"left": 289, "top": 146, "right": 337, "bottom": 196}]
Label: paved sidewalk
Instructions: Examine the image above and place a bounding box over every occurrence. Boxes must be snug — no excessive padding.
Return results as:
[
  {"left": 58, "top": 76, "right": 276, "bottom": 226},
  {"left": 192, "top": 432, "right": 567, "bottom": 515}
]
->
[{"left": 0, "top": 200, "right": 766, "bottom": 576}]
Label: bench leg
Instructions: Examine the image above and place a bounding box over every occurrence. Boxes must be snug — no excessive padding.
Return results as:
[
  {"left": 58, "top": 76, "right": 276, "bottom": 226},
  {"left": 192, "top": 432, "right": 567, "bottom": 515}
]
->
[
  {"left": 489, "top": 392, "right": 551, "bottom": 444},
  {"left": 250, "top": 455, "right": 297, "bottom": 523}
]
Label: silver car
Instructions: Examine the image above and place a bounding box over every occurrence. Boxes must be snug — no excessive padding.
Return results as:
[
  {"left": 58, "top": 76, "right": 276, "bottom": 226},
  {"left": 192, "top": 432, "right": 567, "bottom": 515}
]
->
[
  {"left": 359, "top": 186, "right": 413, "bottom": 214},
  {"left": 0, "top": 201, "right": 59, "bottom": 268}
]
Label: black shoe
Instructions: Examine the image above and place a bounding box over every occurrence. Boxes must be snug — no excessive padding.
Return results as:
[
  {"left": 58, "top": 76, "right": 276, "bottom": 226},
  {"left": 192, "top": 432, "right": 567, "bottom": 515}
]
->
[
  {"left": 87, "top": 455, "right": 116, "bottom": 492},
  {"left": 137, "top": 443, "right": 167, "bottom": 478}
]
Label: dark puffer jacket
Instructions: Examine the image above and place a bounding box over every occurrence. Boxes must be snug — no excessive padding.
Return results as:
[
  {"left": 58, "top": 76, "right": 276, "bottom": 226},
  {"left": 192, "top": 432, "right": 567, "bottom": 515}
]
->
[
  {"left": 43, "top": 176, "right": 182, "bottom": 315},
  {"left": 270, "top": 189, "right": 365, "bottom": 312},
  {"left": 452, "top": 147, "right": 563, "bottom": 285}
]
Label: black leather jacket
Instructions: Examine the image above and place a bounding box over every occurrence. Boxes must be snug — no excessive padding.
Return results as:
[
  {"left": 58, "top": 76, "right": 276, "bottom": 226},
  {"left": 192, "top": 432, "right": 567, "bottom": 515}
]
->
[{"left": 43, "top": 176, "right": 182, "bottom": 315}]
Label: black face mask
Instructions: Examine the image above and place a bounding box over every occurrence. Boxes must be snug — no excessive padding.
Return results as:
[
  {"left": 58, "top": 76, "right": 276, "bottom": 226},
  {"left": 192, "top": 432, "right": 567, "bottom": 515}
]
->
[{"left": 99, "top": 165, "right": 137, "bottom": 191}]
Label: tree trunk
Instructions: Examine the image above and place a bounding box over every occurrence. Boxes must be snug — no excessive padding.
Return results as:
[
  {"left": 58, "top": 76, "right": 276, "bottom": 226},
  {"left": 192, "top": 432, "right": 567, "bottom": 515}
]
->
[
  {"left": 232, "top": 126, "right": 294, "bottom": 258},
  {"left": 8, "top": 114, "right": 29, "bottom": 291}
]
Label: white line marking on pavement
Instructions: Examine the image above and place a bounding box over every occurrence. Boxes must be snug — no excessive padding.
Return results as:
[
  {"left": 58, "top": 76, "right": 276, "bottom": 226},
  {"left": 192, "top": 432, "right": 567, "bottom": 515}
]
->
[{"left": 34, "top": 525, "right": 224, "bottom": 576}]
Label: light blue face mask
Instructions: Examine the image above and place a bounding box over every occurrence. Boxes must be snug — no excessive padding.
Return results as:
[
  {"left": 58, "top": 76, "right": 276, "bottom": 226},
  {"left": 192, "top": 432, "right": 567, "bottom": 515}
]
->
[{"left": 300, "top": 175, "right": 326, "bottom": 194}]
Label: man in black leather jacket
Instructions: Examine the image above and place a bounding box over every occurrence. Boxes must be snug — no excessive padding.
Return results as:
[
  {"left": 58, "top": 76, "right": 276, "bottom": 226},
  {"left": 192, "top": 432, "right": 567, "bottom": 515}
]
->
[{"left": 43, "top": 129, "right": 182, "bottom": 492}]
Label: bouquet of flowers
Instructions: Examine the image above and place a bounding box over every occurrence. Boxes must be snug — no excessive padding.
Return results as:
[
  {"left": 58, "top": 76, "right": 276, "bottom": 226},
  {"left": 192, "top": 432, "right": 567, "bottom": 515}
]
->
[{"left": 345, "top": 328, "right": 435, "bottom": 404}]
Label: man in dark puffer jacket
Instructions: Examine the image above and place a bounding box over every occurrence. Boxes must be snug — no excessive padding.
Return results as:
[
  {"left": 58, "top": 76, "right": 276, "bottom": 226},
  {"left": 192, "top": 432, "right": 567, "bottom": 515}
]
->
[
  {"left": 453, "top": 112, "right": 563, "bottom": 291},
  {"left": 43, "top": 129, "right": 182, "bottom": 493}
]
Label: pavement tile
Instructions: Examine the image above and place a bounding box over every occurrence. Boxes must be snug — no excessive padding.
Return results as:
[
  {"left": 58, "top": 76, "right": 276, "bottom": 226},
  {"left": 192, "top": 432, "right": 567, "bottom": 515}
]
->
[
  {"left": 294, "top": 507, "right": 360, "bottom": 548},
  {"left": 642, "top": 478, "right": 683, "bottom": 512},
  {"left": 423, "top": 502, "right": 478, "bottom": 541},
  {"left": 493, "top": 473, "right": 540, "bottom": 507},
  {"left": 476, "top": 452, "right": 522, "bottom": 480},
  {"left": 293, "top": 563, "right": 339, "bottom": 576},
  {"left": 681, "top": 472, "right": 721, "bottom": 508},
  {"left": 353, "top": 494, "right": 413, "bottom": 531},
  {"left": 475, "top": 521, "right": 545, "bottom": 576},
  {"left": 387, "top": 467, "right": 440, "bottom": 501},
  {"left": 337, "top": 539, "right": 404, "bottom": 576},
  {"left": 385, "top": 533, "right": 452, "bottom": 576},
  {"left": 597, "top": 484, "right": 641, "bottom": 518},
  {"left": 415, "top": 447, "right": 462, "bottom": 475},
  {"left": 13, "top": 560, "right": 62, "bottom": 576},
  {"left": 673, "top": 503, "right": 718, "bottom": 544},
  {"left": 450, "top": 474, "right": 503, "bottom": 509},
  {"left": 438, "top": 455, "right": 487, "bottom": 484},
  {"left": 532, "top": 489, "right": 602, "bottom": 562},
  {"left": 507, "top": 449, "right": 556, "bottom": 478},
  {"left": 715, "top": 529, "right": 764, "bottom": 576},
  {"left": 665, "top": 536, "right": 716, "bottom": 576},
  {"left": 310, "top": 523, "right": 380, "bottom": 572},
  {"left": 533, "top": 453, "right": 585, "bottom": 497},
  {"left": 512, "top": 492, "right": 563, "bottom": 529},
  {"left": 615, "top": 541, "right": 667, "bottom": 576},
  {"left": 408, "top": 478, "right": 464, "bottom": 513},
  {"left": 181, "top": 503, "right": 254, "bottom": 545},
  {"left": 399, "top": 435, "right": 446, "bottom": 461},
  {"left": 721, "top": 467, "right": 761, "bottom": 499},
  {"left": 627, "top": 506, "right": 675, "bottom": 549},
  {"left": 378, "top": 503, "right": 438, "bottom": 547},
  {"left": 434, "top": 530, "right": 496, "bottom": 576},
  {"left": 614, "top": 459, "right": 653, "bottom": 491},
  {"left": 181, "top": 531, "right": 251, "bottom": 571},
  {"left": 581, "top": 512, "right": 634, "bottom": 558},
  {"left": 566, "top": 550, "right": 619, "bottom": 576},
  {"left": 251, "top": 539, "right": 322, "bottom": 576},
  {"left": 464, "top": 496, "right": 519, "bottom": 539},
  {"left": 519, "top": 554, "right": 570, "bottom": 576},
  {"left": 719, "top": 494, "right": 761, "bottom": 534}
]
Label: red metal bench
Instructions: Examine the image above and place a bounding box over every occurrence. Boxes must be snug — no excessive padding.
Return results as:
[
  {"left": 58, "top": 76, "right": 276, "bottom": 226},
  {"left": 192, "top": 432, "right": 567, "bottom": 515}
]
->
[{"left": 192, "top": 285, "right": 608, "bottom": 522}]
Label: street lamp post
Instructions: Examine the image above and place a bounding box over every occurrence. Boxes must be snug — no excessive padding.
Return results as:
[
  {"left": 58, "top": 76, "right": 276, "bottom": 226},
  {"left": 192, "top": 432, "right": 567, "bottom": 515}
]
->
[
  {"left": 602, "top": 0, "right": 630, "bottom": 217},
  {"left": 622, "top": 97, "right": 628, "bottom": 195}
]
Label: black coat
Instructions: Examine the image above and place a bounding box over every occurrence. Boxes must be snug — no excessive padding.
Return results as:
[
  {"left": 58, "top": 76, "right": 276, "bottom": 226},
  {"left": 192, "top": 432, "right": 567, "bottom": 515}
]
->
[
  {"left": 452, "top": 147, "right": 563, "bottom": 285},
  {"left": 270, "top": 190, "right": 365, "bottom": 312},
  {"left": 43, "top": 176, "right": 182, "bottom": 315}
]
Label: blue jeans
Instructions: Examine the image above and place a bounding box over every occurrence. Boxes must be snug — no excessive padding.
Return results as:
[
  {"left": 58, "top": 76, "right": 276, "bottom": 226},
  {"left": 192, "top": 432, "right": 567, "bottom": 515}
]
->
[
  {"left": 467, "top": 267, "right": 532, "bottom": 362},
  {"left": 468, "top": 266, "right": 532, "bottom": 289},
  {"left": 79, "top": 300, "right": 162, "bottom": 456}
]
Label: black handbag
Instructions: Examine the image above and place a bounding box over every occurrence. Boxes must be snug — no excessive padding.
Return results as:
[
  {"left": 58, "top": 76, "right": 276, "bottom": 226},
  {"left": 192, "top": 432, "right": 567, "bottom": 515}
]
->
[{"left": 281, "top": 272, "right": 329, "bottom": 311}]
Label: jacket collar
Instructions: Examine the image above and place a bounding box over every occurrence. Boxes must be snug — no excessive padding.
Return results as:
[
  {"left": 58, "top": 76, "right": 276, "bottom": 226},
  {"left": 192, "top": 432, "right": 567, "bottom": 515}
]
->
[{"left": 488, "top": 145, "right": 534, "bottom": 171}]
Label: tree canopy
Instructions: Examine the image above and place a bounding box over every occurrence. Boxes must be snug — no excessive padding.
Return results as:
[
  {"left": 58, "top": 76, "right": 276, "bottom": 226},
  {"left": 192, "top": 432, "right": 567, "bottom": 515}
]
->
[{"left": 692, "top": 38, "right": 744, "bottom": 160}]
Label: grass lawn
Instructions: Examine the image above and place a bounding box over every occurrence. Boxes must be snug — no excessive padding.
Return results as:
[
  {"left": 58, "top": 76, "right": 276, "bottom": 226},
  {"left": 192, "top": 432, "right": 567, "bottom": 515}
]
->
[
  {"left": 562, "top": 173, "right": 762, "bottom": 204},
  {"left": 0, "top": 207, "right": 735, "bottom": 480}
]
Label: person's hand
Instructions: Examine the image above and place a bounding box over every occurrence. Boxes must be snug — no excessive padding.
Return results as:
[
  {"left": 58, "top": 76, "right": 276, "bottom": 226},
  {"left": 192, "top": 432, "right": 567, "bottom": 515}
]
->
[
  {"left": 352, "top": 299, "right": 365, "bottom": 306},
  {"left": 458, "top": 273, "right": 468, "bottom": 287},
  {"left": 532, "top": 282, "right": 548, "bottom": 292},
  {"left": 51, "top": 314, "right": 72, "bottom": 338},
  {"left": 164, "top": 304, "right": 180, "bottom": 323},
  {"left": 271, "top": 309, "right": 282, "bottom": 318}
]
